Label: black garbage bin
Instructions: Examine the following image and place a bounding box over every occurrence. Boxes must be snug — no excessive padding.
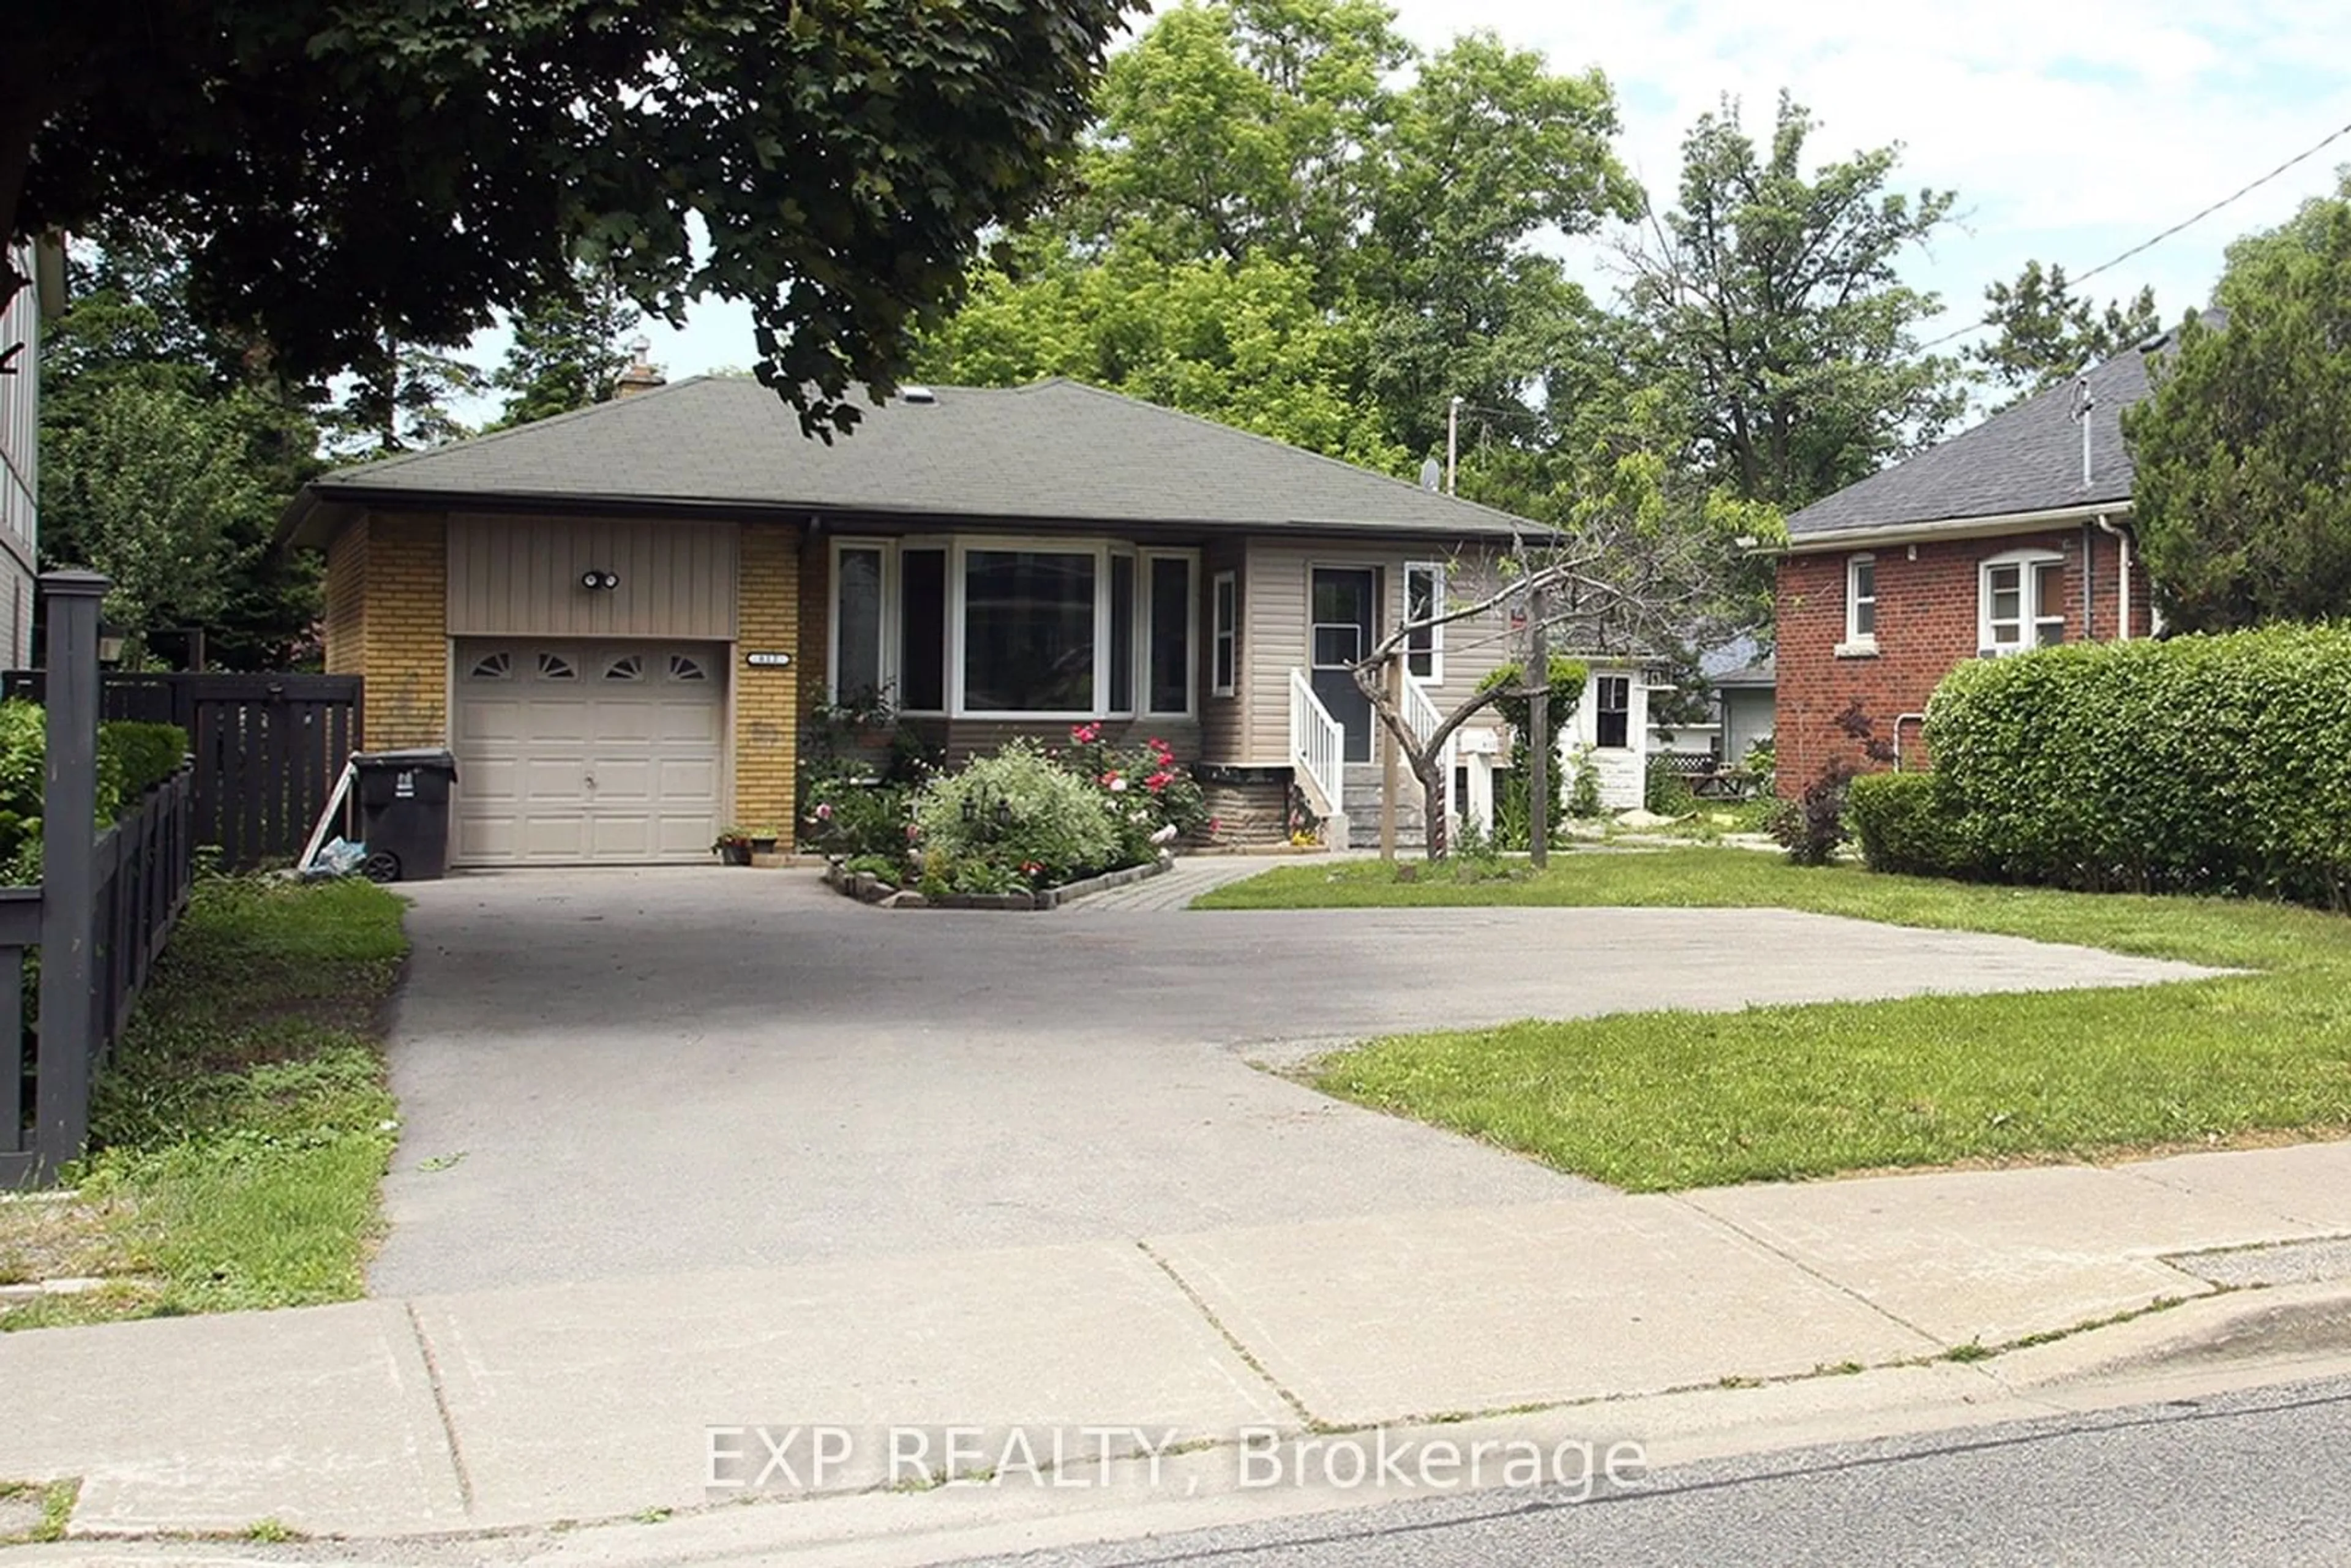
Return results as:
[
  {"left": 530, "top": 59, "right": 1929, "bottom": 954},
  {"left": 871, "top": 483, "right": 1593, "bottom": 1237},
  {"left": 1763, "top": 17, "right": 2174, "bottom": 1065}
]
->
[{"left": 350, "top": 749, "right": 459, "bottom": 883}]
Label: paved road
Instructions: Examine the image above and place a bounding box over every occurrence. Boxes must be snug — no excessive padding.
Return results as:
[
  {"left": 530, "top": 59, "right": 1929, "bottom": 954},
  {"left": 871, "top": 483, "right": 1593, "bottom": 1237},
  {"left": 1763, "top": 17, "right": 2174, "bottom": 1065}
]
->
[
  {"left": 372, "top": 867, "right": 2214, "bottom": 1297},
  {"left": 937, "top": 1373, "right": 2351, "bottom": 1567}
]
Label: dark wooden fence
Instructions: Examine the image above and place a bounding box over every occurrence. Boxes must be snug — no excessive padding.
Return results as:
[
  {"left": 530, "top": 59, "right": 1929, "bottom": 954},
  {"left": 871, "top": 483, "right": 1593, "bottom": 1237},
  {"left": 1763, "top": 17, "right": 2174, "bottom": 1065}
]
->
[
  {"left": 2, "top": 670, "right": 361, "bottom": 870},
  {"left": 4, "top": 572, "right": 200, "bottom": 1187}
]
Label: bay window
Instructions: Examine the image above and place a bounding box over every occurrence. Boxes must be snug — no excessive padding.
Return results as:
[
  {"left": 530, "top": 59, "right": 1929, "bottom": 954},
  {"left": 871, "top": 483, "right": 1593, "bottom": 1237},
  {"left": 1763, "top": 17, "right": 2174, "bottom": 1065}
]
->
[
  {"left": 833, "top": 544, "right": 887, "bottom": 703},
  {"left": 963, "top": 549, "right": 1097, "bottom": 714},
  {"left": 1147, "top": 555, "right": 1193, "bottom": 715},
  {"left": 898, "top": 547, "right": 947, "bottom": 712},
  {"left": 828, "top": 536, "right": 1198, "bottom": 718}
]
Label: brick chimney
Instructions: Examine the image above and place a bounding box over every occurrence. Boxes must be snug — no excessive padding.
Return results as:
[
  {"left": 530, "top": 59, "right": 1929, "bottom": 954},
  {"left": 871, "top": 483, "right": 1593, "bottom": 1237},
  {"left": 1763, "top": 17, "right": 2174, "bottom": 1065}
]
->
[{"left": 614, "top": 337, "right": 666, "bottom": 398}]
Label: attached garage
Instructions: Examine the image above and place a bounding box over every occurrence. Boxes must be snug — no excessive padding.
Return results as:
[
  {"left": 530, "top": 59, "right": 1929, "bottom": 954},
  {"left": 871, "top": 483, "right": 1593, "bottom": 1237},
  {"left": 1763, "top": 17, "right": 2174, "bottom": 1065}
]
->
[{"left": 451, "top": 640, "right": 729, "bottom": 866}]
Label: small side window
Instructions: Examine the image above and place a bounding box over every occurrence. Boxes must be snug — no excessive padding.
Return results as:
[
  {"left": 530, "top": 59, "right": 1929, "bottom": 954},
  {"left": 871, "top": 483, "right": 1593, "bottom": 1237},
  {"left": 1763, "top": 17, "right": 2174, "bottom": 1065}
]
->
[
  {"left": 604, "top": 653, "right": 645, "bottom": 681},
  {"left": 1847, "top": 555, "right": 1877, "bottom": 643},
  {"left": 668, "top": 653, "right": 709, "bottom": 682},
  {"left": 1595, "top": 674, "right": 1631, "bottom": 749},
  {"left": 467, "top": 651, "right": 513, "bottom": 681},
  {"left": 1210, "top": 571, "right": 1238, "bottom": 697},
  {"left": 537, "top": 651, "right": 578, "bottom": 681}
]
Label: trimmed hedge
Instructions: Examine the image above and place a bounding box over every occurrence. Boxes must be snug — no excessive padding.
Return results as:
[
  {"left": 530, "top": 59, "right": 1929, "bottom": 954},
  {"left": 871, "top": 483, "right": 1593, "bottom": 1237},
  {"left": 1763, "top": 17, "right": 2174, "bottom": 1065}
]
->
[
  {"left": 1920, "top": 625, "right": 2351, "bottom": 907},
  {"left": 1847, "top": 771, "right": 1975, "bottom": 879},
  {"left": 0, "top": 702, "right": 190, "bottom": 882}
]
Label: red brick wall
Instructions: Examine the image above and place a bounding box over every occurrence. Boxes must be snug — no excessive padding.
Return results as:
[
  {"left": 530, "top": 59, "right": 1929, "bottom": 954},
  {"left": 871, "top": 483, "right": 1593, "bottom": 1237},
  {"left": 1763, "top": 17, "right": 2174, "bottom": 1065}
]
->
[{"left": 1774, "top": 526, "right": 2157, "bottom": 794}]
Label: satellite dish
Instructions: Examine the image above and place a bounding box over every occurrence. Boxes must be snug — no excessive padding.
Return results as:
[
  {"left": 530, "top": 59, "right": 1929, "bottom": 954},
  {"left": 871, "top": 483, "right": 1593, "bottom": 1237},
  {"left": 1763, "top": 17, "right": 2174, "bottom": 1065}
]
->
[{"left": 1419, "top": 457, "right": 1442, "bottom": 493}]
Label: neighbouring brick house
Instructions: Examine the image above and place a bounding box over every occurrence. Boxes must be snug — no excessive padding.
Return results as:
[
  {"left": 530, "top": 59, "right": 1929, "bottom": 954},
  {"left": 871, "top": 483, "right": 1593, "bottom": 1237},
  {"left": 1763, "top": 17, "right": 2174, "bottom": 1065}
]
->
[
  {"left": 280, "top": 368, "right": 1654, "bottom": 866},
  {"left": 1772, "top": 328, "right": 2179, "bottom": 793}
]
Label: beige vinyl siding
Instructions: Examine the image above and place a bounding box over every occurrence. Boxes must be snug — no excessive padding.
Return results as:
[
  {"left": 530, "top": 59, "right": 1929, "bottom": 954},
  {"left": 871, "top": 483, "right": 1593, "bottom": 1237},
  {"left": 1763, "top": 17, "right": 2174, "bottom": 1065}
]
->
[
  {"left": 1421, "top": 549, "right": 1517, "bottom": 718},
  {"left": 446, "top": 514, "right": 740, "bottom": 640},
  {"left": 1237, "top": 536, "right": 1518, "bottom": 767},
  {"left": 1198, "top": 538, "right": 1247, "bottom": 762}
]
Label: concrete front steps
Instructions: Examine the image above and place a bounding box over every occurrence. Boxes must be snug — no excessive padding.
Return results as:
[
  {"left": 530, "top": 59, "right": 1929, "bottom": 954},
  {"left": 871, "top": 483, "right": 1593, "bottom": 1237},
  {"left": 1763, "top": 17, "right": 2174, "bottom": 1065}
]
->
[{"left": 1338, "top": 762, "right": 1436, "bottom": 849}]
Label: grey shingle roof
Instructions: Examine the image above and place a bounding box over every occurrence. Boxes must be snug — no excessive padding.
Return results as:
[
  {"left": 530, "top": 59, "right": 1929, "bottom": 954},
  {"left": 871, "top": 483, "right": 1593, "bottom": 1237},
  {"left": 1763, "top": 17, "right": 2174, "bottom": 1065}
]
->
[
  {"left": 1782, "top": 317, "right": 2216, "bottom": 541},
  {"left": 291, "top": 377, "right": 1531, "bottom": 539}
]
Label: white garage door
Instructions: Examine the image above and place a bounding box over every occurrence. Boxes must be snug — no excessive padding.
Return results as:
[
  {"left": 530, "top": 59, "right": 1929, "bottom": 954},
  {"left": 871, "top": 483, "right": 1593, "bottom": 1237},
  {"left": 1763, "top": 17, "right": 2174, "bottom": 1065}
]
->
[{"left": 452, "top": 641, "right": 727, "bottom": 866}]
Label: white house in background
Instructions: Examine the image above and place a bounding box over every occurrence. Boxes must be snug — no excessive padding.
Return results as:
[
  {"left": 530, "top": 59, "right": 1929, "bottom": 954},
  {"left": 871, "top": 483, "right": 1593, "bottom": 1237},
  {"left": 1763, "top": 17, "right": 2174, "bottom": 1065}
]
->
[
  {"left": 1452, "top": 655, "right": 1654, "bottom": 834},
  {"left": 0, "top": 238, "right": 62, "bottom": 666}
]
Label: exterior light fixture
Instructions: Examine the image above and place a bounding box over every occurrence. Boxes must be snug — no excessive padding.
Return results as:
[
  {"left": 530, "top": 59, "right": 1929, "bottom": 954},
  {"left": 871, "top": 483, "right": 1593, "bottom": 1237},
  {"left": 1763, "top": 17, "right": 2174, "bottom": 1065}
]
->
[
  {"left": 580, "top": 569, "right": 620, "bottom": 591},
  {"left": 96, "top": 621, "right": 127, "bottom": 664}
]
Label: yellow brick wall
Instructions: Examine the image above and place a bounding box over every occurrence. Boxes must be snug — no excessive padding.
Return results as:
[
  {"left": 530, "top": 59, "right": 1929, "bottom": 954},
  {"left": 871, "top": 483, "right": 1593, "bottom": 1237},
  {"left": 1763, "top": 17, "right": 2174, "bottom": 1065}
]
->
[
  {"left": 734, "top": 523, "right": 803, "bottom": 848},
  {"left": 357, "top": 514, "right": 449, "bottom": 748},
  {"left": 321, "top": 524, "right": 368, "bottom": 676},
  {"left": 798, "top": 531, "right": 830, "bottom": 724}
]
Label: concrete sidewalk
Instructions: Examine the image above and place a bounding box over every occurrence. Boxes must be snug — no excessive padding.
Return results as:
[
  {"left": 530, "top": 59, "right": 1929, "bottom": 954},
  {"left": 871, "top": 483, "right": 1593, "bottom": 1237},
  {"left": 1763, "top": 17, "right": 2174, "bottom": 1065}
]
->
[{"left": 3, "top": 1139, "right": 2349, "bottom": 1554}]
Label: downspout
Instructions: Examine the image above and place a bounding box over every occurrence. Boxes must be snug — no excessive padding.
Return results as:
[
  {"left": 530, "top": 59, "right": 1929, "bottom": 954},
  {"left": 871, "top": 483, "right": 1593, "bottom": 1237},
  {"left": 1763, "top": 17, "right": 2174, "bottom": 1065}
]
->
[
  {"left": 2081, "top": 522, "right": 2096, "bottom": 639},
  {"left": 1892, "top": 713, "right": 1928, "bottom": 771},
  {"left": 2095, "top": 514, "right": 2131, "bottom": 640}
]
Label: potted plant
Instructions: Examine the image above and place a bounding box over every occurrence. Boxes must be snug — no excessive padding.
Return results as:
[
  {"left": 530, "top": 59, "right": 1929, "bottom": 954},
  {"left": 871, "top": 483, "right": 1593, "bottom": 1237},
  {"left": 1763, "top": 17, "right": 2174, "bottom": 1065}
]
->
[
  {"left": 745, "top": 824, "right": 782, "bottom": 855},
  {"left": 711, "top": 828, "right": 754, "bottom": 866}
]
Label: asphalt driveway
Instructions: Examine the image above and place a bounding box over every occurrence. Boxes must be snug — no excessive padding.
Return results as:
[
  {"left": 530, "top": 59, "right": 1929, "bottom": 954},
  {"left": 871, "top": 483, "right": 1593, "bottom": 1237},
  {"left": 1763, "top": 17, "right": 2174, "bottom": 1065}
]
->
[{"left": 370, "top": 866, "right": 2214, "bottom": 1296}]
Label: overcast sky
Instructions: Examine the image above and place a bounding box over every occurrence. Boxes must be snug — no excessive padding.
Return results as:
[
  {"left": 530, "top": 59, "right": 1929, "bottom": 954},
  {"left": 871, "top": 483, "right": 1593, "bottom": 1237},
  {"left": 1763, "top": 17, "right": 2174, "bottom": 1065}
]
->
[{"left": 462, "top": 2, "right": 2351, "bottom": 415}]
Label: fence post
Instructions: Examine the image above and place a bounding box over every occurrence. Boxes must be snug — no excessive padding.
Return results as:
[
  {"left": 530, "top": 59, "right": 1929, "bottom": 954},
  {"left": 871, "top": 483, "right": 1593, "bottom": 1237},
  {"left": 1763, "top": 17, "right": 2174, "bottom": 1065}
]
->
[{"left": 34, "top": 569, "right": 107, "bottom": 1180}]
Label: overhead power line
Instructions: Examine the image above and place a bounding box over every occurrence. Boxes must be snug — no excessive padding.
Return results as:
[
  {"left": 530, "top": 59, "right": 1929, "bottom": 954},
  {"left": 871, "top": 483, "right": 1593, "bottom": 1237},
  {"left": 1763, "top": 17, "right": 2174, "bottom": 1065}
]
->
[{"left": 1916, "top": 113, "right": 2351, "bottom": 353}]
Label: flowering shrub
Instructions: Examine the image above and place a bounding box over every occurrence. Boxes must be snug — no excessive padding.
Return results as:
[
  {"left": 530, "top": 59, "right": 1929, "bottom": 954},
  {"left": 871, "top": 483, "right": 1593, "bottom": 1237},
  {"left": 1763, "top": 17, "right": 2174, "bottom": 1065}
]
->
[
  {"left": 1062, "top": 726, "right": 1210, "bottom": 866},
  {"left": 801, "top": 768, "right": 913, "bottom": 862},
  {"left": 912, "top": 738, "right": 1119, "bottom": 890}
]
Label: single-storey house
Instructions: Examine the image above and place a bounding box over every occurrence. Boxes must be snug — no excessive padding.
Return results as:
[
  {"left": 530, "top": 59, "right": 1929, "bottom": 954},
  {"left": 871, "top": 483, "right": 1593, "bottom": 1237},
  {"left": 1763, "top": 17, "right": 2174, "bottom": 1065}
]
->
[
  {"left": 1773, "top": 329, "right": 2175, "bottom": 792},
  {"left": 279, "top": 371, "right": 1653, "bottom": 866}
]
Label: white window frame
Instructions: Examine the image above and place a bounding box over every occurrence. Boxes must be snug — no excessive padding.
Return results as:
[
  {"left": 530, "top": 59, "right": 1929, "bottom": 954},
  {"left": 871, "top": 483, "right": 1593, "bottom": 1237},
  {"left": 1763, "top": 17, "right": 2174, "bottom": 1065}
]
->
[
  {"left": 891, "top": 537, "right": 951, "bottom": 714},
  {"left": 1105, "top": 544, "right": 1139, "bottom": 719},
  {"left": 1210, "top": 569, "right": 1238, "bottom": 697},
  {"left": 1593, "top": 673, "right": 1632, "bottom": 750},
  {"left": 1842, "top": 553, "right": 1878, "bottom": 654},
  {"left": 828, "top": 537, "right": 894, "bottom": 705},
  {"left": 830, "top": 536, "right": 1204, "bottom": 721},
  {"left": 1141, "top": 549, "right": 1198, "bottom": 718},
  {"left": 1979, "top": 548, "right": 2067, "bottom": 655},
  {"left": 1403, "top": 561, "right": 1445, "bottom": 684}
]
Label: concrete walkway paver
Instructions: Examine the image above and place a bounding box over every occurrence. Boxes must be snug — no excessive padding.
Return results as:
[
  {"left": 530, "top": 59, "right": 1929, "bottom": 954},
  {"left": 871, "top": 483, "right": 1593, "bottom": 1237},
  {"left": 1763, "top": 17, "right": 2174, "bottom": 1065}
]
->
[
  {"left": 1059, "top": 852, "right": 1329, "bottom": 910},
  {"left": 1, "top": 1140, "right": 2349, "bottom": 1545},
  {"left": 1684, "top": 1165, "right": 2335, "bottom": 1346},
  {"left": 1143, "top": 1196, "right": 1940, "bottom": 1425}
]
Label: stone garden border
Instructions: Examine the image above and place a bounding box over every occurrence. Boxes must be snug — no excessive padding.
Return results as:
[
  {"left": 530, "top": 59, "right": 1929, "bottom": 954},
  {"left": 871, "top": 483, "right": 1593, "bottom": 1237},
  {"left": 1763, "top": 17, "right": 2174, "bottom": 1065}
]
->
[{"left": 822, "top": 852, "right": 1172, "bottom": 910}]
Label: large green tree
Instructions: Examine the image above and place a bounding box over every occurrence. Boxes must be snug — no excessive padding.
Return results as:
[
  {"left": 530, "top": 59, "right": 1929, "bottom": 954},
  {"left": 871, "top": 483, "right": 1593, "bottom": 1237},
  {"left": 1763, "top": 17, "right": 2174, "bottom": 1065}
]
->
[
  {"left": 2124, "top": 183, "right": 2351, "bottom": 631},
  {"left": 921, "top": 242, "right": 1404, "bottom": 470},
  {"left": 40, "top": 228, "right": 324, "bottom": 667},
  {"left": 1624, "top": 92, "right": 1967, "bottom": 509},
  {"left": 490, "top": 265, "right": 640, "bottom": 429},
  {"left": 1971, "top": 260, "right": 2161, "bottom": 407},
  {"left": 989, "top": 0, "right": 1635, "bottom": 460},
  {"left": 7, "top": 0, "right": 1131, "bottom": 436}
]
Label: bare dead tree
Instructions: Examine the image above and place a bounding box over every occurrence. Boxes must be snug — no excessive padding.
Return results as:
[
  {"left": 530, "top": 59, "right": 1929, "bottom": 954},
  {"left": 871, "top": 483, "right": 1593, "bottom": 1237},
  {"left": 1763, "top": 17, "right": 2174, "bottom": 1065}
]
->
[{"left": 1349, "top": 512, "right": 1761, "bottom": 861}]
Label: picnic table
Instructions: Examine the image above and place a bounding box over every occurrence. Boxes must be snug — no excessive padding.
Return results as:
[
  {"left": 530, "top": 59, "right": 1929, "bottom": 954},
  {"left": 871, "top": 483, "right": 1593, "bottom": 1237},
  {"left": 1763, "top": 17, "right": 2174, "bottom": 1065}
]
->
[{"left": 1655, "top": 750, "right": 1762, "bottom": 802}]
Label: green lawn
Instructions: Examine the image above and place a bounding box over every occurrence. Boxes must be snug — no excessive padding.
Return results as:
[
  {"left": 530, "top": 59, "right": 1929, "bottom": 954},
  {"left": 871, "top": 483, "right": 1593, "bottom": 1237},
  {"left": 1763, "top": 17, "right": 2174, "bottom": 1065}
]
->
[
  {"left": 0, "top": 876, "right": 407, "bottom": 1329},
  {"left": 1196, "top": 850, "right": 2351, "bottom": 1190}
]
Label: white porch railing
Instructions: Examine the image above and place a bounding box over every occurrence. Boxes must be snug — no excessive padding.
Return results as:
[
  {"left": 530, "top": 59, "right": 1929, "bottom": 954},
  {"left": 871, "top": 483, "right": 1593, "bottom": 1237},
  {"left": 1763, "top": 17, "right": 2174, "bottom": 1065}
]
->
[
  {"left": 1401, "top": 677, "right": 1456, "bottom": 826},
  {"left": 1289, "top": 667, "right": 1345, "bottom": 819}
]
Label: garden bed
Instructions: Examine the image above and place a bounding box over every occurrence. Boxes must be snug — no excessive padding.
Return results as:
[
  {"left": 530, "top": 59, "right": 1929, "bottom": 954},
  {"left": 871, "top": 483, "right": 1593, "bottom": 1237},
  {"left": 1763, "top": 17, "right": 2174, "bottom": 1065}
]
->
[
  {"left": 823, "top": 850, "right": 1171, "bottom": 909},
  {"left": 801, "top": 724, "right": 1209, "bottom": 910}
]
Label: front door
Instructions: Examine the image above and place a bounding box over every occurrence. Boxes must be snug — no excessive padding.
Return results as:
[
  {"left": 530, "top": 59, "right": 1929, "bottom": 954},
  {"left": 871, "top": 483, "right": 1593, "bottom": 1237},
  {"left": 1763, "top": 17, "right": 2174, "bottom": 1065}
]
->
[{"left": 1310, "top": 567, "right": 1378, "bottom": 763}]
